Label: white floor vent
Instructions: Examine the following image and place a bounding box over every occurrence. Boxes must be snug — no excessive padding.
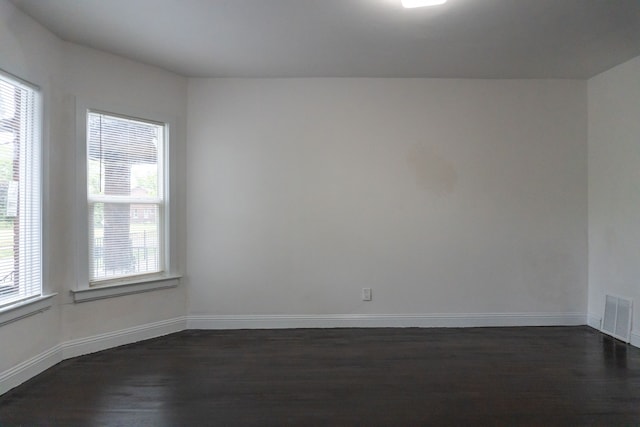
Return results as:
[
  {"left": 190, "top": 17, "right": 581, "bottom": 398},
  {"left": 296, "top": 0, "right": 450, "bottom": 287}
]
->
[{"left": 602, "top": 294, "right": 633, "bottom": 343}]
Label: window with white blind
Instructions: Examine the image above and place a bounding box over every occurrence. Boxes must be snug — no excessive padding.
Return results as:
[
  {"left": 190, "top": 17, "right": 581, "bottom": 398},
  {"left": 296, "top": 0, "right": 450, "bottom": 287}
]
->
[
  {"left": 87, "top": 111, "right": 165, "bottom": 285},
  {"left": 0, "top": 71, "right": 42, "bottom": 308}
]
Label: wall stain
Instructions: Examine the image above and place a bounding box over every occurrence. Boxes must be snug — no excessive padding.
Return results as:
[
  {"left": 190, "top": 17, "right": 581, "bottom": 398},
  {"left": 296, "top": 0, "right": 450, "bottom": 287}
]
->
[{"left": 406, "top": 144, "right": 457, "bottom": 195}]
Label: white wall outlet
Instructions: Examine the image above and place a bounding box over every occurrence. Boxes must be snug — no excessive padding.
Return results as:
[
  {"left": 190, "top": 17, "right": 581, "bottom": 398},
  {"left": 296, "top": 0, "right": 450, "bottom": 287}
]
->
[{"left": 362, "top": 288, "right": 372, "bottom": 301}]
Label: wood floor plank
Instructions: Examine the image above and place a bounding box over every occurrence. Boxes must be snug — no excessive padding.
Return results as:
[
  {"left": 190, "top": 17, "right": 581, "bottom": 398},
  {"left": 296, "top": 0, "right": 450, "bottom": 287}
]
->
[{"left": 1, "top": 326, "right": 639, "bottom": 426}]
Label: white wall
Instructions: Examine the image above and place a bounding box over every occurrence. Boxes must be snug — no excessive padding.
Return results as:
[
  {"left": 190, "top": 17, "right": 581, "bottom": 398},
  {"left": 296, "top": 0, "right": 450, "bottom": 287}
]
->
[
  {"left": 588, "top": 56, "right": 640, "bottom": 344},
  {"left": 0, "top": 0, "right": 188, "bottom": 378},
  {"left": 187, "top": 78, "right": 588, "bottom": 318},
  {"left": 0, "top": 0, "right": 63, "bottom": 373}
]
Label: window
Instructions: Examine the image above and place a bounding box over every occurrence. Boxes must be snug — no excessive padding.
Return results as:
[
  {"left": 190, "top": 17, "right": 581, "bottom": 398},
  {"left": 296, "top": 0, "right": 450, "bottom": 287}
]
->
[
  {"left": 0, "top": 71, "right": 42, "bottom": 308},
  {"left": 87, "top": 111, "right": 165, "bottom": 285}
]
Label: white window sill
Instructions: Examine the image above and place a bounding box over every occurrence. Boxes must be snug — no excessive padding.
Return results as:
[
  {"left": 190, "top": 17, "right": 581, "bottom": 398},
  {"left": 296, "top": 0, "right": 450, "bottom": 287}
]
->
[
  {"left": 0, "top": 294, "right": 57, "bottom": 327},
  {"left": 71, "top": 274, "right": 181, "bottom": 303}
]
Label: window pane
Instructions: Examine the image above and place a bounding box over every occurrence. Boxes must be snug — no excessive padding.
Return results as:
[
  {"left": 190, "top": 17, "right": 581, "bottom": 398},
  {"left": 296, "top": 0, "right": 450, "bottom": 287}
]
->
[
  {"left": 90, "top": 203, "right": 161, "bottom": 281},
  {"left": 87, "top": 110, "right": 164, "bottom": 285},
  {"left": 87, "top": 113, "right": 162, "bottom": 198},
  {"left": 0, "top": 131, "right": 17, "bottom": 301},
  {"left": 0, "top": 72, "right": 41, "bottom": 306}
]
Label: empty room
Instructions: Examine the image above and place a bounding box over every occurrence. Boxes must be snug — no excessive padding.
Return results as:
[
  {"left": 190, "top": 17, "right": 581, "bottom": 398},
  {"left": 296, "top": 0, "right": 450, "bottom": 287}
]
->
[{"left": 1, "top": 0, "right": 640, "bottom": 424}]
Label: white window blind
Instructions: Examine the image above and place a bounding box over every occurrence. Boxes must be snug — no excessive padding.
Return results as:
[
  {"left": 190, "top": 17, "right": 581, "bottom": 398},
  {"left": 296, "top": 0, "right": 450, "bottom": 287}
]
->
[
  {"left": 87, "top": 111, "right": 165, "bottom": 284},
  {"left": 0, "top": 71, "right": 42, "bottom": 308}
]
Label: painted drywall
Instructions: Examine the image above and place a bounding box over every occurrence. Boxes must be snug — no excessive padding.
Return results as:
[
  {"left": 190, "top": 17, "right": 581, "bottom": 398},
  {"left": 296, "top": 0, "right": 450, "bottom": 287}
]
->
[
  {"left": 588, "top": 56, "right": 640, "bottom": 339},
  {"left": 0, "top": 0, "right": 188, "bottom": 375},
  {"left": 187, "top": 78, "right": 588, "bottom": 316},
  {"left": 0, "top": 0, "right": 63, "bottom": 373}
]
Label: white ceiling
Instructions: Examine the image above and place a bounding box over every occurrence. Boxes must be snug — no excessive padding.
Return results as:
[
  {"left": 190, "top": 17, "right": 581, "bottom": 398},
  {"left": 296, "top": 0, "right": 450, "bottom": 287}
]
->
[{"left": 10, "top": 0, "right": 640, "bottom": 78}]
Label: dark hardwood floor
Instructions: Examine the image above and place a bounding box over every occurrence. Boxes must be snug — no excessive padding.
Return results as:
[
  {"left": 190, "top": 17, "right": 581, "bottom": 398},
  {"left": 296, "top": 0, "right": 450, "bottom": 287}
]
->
[{"left": 1, "top": 326, "right": 639, "bottom": 426}]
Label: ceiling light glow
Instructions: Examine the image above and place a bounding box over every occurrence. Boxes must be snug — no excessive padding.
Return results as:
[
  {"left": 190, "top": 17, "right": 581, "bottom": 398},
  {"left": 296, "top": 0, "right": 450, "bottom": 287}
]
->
[{"left": 402, "top": 0, "right": 447, "bottom": 8}]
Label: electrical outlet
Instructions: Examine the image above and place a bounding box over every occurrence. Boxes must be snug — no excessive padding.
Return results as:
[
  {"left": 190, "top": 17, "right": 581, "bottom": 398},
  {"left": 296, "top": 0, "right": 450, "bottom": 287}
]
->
[{"left": 362, "top": 288, "right": 372, "bottom": 301}]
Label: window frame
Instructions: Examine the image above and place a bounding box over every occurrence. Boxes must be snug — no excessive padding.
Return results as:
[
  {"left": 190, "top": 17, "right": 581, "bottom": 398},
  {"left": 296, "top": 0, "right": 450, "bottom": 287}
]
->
[
  {"left": 86, "top": 109, "right": 166, "bottom": 284},
  {"left": 73, "top": 100, "right": 180, "bottom": 302},
  {"left": 0, "top": 68, "right": 44, "bottom": 311}
]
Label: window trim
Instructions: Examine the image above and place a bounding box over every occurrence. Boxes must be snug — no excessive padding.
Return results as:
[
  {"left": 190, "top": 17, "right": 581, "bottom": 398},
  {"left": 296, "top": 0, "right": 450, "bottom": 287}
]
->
[
  {"left": 86, "top": 109, "right": 166, "bottom": 284},
  {"left": 75, "top": 99, "right": 180, "bottom": 300},
  {"left": 70, "top": 276, "right": 178, "bottom": 303},
  {"left": 0, "top": 293, "right": 56, "bottom": 327}
]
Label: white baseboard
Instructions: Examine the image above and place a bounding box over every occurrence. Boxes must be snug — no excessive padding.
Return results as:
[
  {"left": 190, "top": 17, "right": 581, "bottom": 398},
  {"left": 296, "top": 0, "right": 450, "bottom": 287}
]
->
[
  {"left": 631, "top": 332, "right": 640, "bottom": 349},
  {"left": 0, "top": 312, "right": 589, "bottom": 397},
  {"left": 0, "top": 344, "right": 62, "bottom": 396},
  {"left": 62, "top": 316, "right": 186, "bottom": 359},
  {"left": 587, "top": 313, "right": 602, "bottom": 330},
  {"left": 187, "top": 312, "right": 587, "bottom": 330},
  {"left": 0, "top": 316, "right": 186, "bottom": 396}
]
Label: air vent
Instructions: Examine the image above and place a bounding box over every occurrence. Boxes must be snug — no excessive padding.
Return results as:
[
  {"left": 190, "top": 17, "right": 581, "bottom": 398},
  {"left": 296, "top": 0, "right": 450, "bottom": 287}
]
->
[{"left": 601, "top": 294, "right": 633, "bottom": 343}]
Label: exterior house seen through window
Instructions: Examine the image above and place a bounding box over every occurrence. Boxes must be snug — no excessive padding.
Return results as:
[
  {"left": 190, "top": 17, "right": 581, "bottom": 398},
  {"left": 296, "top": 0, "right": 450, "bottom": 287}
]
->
[{"left": 87, "top": 111, "right": 165, "bottom": 284}]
